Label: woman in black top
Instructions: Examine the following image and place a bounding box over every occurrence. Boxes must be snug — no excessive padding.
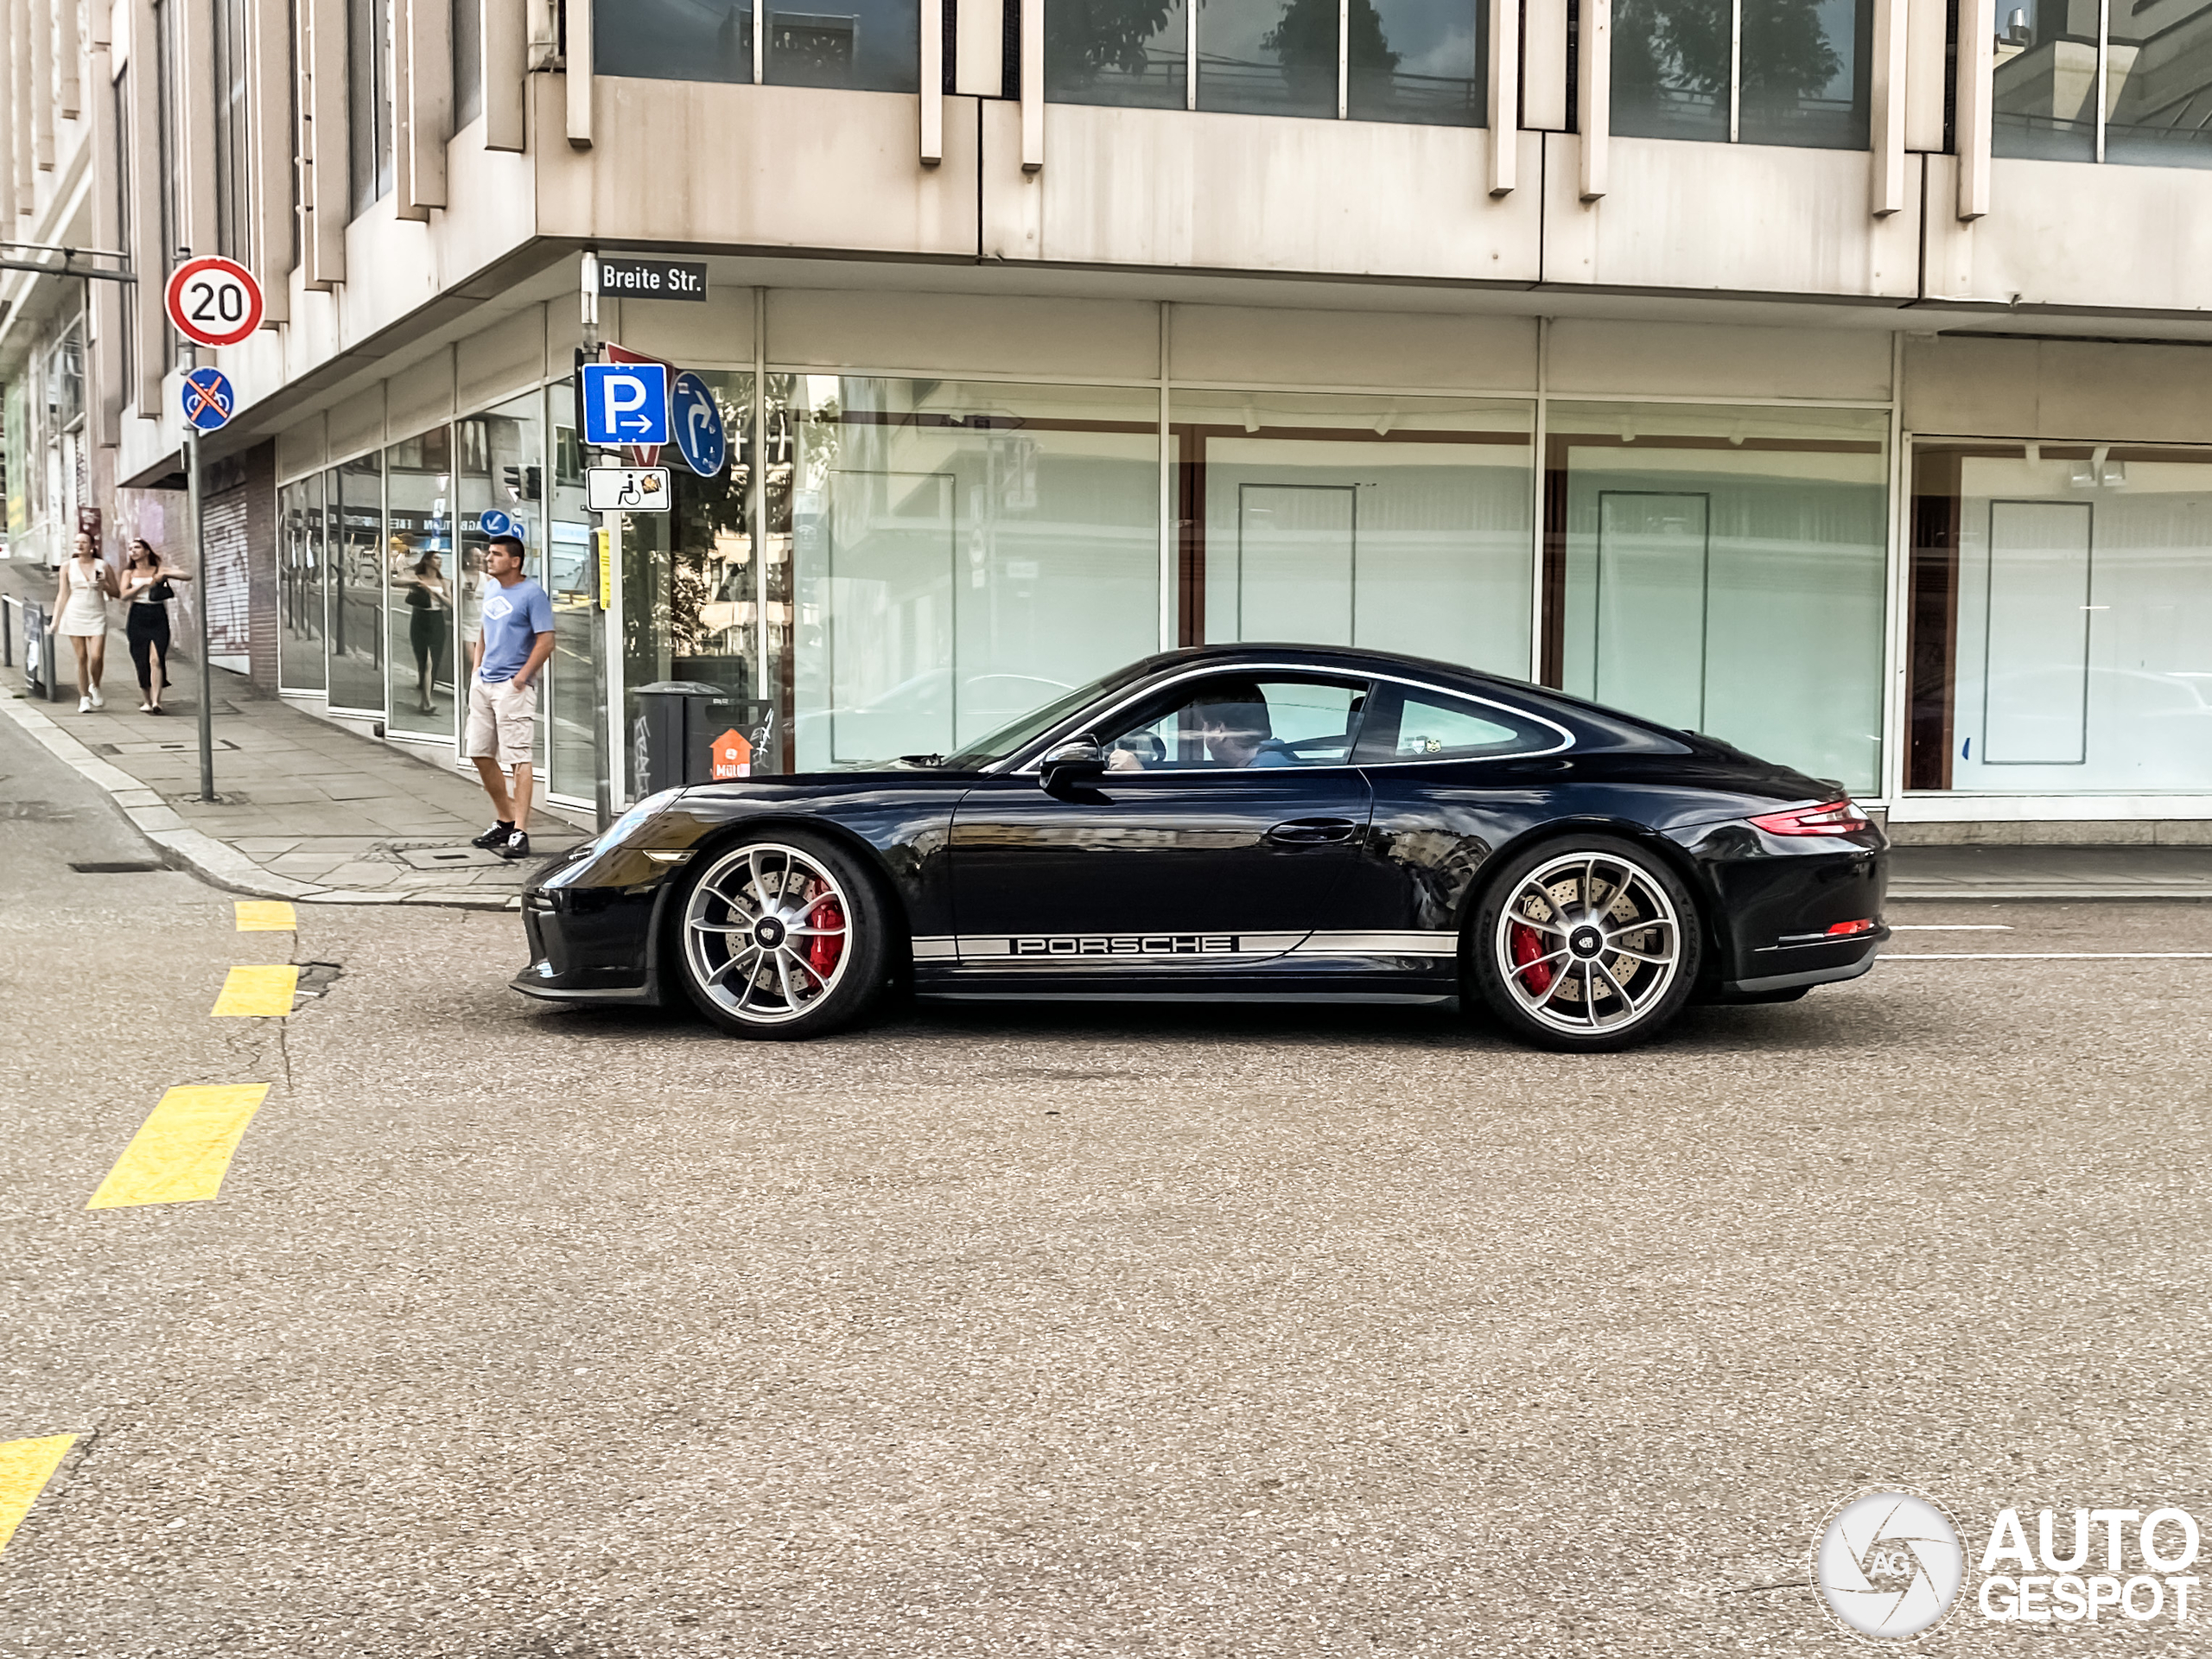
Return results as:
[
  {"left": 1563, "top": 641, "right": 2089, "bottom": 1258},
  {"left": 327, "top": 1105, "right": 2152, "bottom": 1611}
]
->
[
  {"left": 118, "top": 539, "right": 193, "bottom": 714},
  {"left": 403, "top": 549, "right": 453, "bottom": 715}
]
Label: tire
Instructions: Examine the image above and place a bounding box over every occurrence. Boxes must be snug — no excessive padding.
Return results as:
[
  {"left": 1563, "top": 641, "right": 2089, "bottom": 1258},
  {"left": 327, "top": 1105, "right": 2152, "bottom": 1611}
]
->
[
  {"left": 673, "top": 830, "right": 892, "bottom": 1039},
  {"left": 1467, "top": 834, "right": 1704, "bottom": 1052}
]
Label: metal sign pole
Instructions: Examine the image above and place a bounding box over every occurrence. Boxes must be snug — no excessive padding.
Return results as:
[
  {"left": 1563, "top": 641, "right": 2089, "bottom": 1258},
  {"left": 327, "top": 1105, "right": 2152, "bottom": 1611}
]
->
[{"left": 184, "top": 340, "right": 214, "bottom": 803}]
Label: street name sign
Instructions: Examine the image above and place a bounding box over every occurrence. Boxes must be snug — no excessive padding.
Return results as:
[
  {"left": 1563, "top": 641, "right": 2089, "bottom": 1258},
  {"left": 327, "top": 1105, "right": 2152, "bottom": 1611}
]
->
[{"left": 596, "top": 258, "right": 708, "bottom": 301}]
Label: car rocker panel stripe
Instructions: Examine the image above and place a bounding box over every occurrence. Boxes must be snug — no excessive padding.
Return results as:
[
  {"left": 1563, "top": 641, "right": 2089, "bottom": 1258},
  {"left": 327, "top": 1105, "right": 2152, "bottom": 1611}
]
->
[
  {"left": 953, "top": 931, "right": 1311, "bottom": 965},
  {"left": 1290, "top": 931, "right": 1460, "bottom": 957}
]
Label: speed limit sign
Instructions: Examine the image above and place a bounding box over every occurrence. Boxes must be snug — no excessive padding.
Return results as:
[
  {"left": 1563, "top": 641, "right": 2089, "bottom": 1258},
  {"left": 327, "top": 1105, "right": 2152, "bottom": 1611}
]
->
[{"left": 164, "top": 256, "right": 264, "bottom": 347}]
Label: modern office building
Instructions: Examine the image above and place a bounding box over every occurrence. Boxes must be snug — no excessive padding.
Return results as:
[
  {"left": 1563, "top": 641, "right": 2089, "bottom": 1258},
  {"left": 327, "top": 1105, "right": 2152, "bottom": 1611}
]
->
[{"left": 5, "top": 0, "right": 2212, "bottom": 835}]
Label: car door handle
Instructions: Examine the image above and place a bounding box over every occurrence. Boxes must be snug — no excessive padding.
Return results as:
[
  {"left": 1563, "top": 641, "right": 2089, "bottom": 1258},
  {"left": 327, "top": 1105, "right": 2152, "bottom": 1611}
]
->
[{"left": 1265, "top": 817, "right": 1361, "bottom": 845}]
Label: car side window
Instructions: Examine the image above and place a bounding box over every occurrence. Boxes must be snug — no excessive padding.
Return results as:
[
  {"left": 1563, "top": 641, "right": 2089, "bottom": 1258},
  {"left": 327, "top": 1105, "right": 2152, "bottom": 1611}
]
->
[
  {"left": 1355, "top": 685, "right": 1562, "bottom": 764},
  {"left": 1099, "top": 677, "right": 1370, "bottom": 772}
]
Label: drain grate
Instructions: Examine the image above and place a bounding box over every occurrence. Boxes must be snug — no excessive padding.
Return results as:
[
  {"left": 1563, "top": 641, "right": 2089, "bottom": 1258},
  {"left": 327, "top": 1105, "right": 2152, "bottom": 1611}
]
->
[{"left": 69, "top": 859, "right": 167, "bottom": 874}]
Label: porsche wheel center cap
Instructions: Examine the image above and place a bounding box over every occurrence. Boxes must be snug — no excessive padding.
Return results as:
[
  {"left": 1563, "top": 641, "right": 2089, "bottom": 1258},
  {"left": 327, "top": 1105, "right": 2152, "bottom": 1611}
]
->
[
  {"left": 1569, "top": 926, "right": 1605, "bottom": 958},
  {"left": 755, "top": 916, "right": 786, "bottom": 948}
]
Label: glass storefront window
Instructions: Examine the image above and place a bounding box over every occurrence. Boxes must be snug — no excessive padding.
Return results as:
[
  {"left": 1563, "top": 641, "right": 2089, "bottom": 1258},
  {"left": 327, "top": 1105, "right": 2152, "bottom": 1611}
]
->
[
  {"left": 385, "top": 427, "right": 456, "bottom": 741},
  {"left": 1046, "top": 0, "right": 1188, "bottom": 108},
  {"left": 328, "top": 451, "right": 385, "bottom": 712},
  {"left": 1910, "top": 442, "right": 2212, "bottom": 792},
  {"left": 455, "top": 391, "right": 549, "bottom": 767},
  {"left": 547, "top": 384, "right": 602, "bottom": 807},
  {"left": 774, "top": 376, "right": 1161, "bottom": 772},
  {"left": 1171, "top": 390, "right": 1533, "bottom": 675},
  {"left": 1548, "top": 402, "right": 1887, "bottom": 795},
  {"left": 765, "top": 0, "right": 917, "bottom": 90},
  {"left": 1615, "top": 0, "right": 1870, "bottom": 148},
  {"left": 278, "top": 474, "right": 326, "bottom": 692},
  {"left": 597, "top": 0, "right": 754, "bottom": 82},
  {"left": 620, "top": 372, "right": 758, "bottom": 795}
]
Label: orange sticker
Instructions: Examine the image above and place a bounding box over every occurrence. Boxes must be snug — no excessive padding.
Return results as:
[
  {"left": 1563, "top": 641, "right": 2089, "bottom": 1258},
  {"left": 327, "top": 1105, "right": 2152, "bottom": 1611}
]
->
[{"left": 710, "top": 728, "right": 752, "bottom": 780}]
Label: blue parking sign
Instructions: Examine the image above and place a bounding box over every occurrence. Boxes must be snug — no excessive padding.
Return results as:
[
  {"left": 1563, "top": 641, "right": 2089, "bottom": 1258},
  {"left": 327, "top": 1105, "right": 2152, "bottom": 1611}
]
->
[
  {"left": 670, "top": 372, "right": 728, "bottom": 478},
  {"left": 580, "top": 362, "right": 669, "bottom": 446}
]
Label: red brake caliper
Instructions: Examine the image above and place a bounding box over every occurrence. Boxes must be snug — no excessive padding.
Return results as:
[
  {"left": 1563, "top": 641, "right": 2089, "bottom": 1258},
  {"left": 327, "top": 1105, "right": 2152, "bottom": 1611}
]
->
[
  {"left": 1510, "top": 921, "right": 1553, "bottom": 994},
  {"left": 805, "top": 880, "right": 844, "bottom": 982}
]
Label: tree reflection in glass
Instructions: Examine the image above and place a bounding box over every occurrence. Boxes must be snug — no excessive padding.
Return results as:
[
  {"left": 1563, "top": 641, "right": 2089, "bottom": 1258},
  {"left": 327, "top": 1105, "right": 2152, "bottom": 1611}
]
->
[{"left": 1046, "top": 0, "right": 1188, "bottom": 107}]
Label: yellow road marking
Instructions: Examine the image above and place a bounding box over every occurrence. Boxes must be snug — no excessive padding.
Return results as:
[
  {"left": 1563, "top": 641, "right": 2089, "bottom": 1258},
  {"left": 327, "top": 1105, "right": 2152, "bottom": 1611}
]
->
[
  {"left": 0, "top": 1435, "right": 77, "bottom": 1557},
  {"left": 87, "top": 1084, "right": 271, "bottom": 1209},
  {"left": 233, "top": 900, "right": 296, "bottom": 931},
  {"left": 211, "top": 965, "right": 298, "bottom": 1017}
]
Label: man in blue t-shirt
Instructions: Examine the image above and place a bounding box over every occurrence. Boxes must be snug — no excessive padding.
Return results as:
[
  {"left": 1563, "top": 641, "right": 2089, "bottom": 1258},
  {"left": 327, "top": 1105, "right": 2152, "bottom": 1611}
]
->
[{"left": 465, "top": 534, "right": 556, "bottom": 860}]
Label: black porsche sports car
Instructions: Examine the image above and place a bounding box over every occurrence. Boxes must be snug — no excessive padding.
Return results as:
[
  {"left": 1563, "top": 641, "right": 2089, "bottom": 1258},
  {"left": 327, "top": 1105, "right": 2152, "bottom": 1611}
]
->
[{"left": 515, "top": 645, "right": 1887, "bottom": 1052}]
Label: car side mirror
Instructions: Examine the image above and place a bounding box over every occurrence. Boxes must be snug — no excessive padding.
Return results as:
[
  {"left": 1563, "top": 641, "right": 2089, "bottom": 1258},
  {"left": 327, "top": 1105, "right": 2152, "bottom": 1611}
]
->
[{"left": 1039, "top": 738, "right": 1107, "bottom": 793}]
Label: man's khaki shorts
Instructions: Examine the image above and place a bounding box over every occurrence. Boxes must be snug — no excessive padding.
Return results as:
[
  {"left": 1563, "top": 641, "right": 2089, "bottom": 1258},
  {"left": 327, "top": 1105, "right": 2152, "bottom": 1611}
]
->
[{"left": 466, "top": 676, "right": 537, "bottom": 766}]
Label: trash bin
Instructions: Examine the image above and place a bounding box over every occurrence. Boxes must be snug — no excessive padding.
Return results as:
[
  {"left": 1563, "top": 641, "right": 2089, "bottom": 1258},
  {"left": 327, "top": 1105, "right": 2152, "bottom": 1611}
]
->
[
  {"left": 632, "top": 682, "right": 776, "bottom": 793},
  {"left": 21, "top": 601, "right": 55, "bottom": 702}
]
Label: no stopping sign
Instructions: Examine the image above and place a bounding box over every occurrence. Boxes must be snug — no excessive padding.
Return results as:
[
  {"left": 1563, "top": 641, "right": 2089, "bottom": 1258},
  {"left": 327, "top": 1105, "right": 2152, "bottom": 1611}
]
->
[{"left": 165, "top": 257, "right": 264, "bottom": 347}]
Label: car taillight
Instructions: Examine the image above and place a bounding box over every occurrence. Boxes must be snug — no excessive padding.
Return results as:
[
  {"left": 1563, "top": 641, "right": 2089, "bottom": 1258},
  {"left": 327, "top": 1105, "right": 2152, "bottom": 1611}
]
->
[
  {"left": 1747, "top": 798, "right": 1870, "bottom": 836},
  {"left": 1826, "top": 918, "right": 1877, "bottom": 937}
]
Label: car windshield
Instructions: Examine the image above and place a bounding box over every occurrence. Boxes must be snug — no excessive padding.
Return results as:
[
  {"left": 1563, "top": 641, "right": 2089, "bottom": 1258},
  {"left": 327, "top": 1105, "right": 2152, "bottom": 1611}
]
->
[{"left": 939, "top": 668, "right": 1140, "bottom": 769}]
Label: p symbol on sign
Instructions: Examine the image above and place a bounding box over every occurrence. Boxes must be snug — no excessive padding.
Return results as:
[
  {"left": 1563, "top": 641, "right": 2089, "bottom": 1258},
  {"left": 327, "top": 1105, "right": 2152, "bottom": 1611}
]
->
[{"left": 580, "top": 362, "right": 671, "bottom": 447}]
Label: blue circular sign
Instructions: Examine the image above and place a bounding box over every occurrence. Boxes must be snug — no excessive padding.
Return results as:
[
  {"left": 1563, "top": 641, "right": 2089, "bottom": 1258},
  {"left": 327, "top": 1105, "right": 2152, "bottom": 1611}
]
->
[
  {"left": 179, "top": 367, "right": 234, "bottom": 432},
  {"left": 671, "top": 372, "right": 727, "bottom": 479},
  {"left": 478, "top": 509, "right": 515, "bottom": 538}
]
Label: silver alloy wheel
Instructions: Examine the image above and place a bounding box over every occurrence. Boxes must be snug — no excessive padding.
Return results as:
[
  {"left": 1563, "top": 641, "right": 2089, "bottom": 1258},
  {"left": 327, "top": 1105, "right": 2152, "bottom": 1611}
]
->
[
  {"left": 1493, "top": 849, "right": 1683, "bottom": 1036},
  {"left": 682, "top": 842, "right": 854, "bottom": 1026}
]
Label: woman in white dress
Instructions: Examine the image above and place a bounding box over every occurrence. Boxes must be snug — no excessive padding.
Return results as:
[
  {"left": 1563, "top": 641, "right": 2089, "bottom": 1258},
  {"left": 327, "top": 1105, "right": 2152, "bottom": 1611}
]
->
[{"left": 50, "top": 531, "right": 116, "bottom": 713}]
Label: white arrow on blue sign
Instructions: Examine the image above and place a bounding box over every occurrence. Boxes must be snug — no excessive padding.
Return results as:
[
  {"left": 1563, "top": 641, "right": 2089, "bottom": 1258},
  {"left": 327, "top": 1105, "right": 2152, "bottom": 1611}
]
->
[
  {"left": 580, "top": 362, "right": 670, "bottom": 446},
  {"left": 670, "top": 372, "right": 728, "bottom": 479},
  {"left": 478, "top": 509, "right": 515, "bottom": 538}
]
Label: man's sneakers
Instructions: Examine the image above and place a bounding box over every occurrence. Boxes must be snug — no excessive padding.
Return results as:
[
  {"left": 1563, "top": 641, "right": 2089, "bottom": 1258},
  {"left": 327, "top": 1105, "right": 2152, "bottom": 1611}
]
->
[
  {"left": 470, "top": 820, "right": 515, "bottom": 849},
  {"left": 498, "top": 830, "right": 531, "bottom": 861}
]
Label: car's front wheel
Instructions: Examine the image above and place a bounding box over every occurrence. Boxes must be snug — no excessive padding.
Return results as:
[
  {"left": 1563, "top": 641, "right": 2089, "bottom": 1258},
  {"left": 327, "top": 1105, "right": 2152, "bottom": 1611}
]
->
[
  {"left": 675, "top": 832, "right": 890, "bottom": 1039},
  {"left": 1468, "top": 836, "right": 1702, "bottom": 1052}
]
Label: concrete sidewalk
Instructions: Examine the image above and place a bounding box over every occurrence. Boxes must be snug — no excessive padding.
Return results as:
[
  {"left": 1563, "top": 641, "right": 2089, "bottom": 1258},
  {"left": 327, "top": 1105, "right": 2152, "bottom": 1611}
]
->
[
  {"left": 1, "top": 662, "right": 588, "bottom": 909},
  {"left": 1887, "top": 842, "right": 2212, "bottom": 901}
]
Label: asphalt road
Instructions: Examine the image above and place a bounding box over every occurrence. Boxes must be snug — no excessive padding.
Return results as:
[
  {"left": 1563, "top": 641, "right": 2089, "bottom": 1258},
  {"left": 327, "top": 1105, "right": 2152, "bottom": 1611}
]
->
[{"left": 3, "top": 708, "right": 2208, "bottom": 1656}]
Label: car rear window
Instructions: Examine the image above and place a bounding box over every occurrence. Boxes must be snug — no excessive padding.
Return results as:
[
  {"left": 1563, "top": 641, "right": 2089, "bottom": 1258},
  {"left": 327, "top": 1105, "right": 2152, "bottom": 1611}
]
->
[{"left": 1355, "top": 685, "right": 1565, "bottom": 764}]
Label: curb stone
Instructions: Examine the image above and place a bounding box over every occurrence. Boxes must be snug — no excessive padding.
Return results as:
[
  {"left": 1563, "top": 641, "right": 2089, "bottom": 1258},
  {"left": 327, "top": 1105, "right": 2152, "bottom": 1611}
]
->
[{"left": 1, "top": 691, "right": 525, "bottom": 912}]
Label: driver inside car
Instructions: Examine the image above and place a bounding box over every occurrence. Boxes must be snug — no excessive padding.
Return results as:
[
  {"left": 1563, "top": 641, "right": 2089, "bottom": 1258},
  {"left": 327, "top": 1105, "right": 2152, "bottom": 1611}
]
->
[{"left": 1107, "top": 683, "right": 1300, "bottom": 771}]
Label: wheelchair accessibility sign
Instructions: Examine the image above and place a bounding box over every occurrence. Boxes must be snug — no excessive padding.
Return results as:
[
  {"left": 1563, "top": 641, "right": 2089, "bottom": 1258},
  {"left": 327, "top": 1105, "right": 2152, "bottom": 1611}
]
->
[{"left": 585, "top": 466, "right": 671, "bottom": 512}]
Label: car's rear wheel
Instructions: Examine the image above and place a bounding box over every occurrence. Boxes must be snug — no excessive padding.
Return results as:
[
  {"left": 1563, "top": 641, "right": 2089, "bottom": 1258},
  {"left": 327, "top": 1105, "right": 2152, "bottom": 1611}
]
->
[
  {"left": 1468, "top": 836, "right": 1702, "bottom": 1052},
  {"left": 675, "top": 832, "right": 890, "bottom": 1039}
]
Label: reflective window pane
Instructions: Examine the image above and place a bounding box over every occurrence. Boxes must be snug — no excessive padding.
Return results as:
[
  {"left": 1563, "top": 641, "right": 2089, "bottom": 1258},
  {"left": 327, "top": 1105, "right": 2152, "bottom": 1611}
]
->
[
  {"left": 595, "top": 0, "right": 754, "bottom": 82},
  {"left": 385, "top": 426, "right": 456, "bottom": 741},
  {"left": 765, "top": 0, "right": 918, "bottom": 91},
  {"left": 2106, "top": 0, "right": 2212, "bottom": 168},
  {"left": 1047, "top": 0, "right": 1186, "bottom": 108},
  {"left": 1611, "top": 0, "right": 1730, "bottom": 141},
  {"left": 1738, "top": 0, "right": 1869, "bottom": 147},
  {"left": 1347, "top": 0, "right": 1482, "bottom": 125},
  {"left": 278, "top": 475, "right": 325, "bottom": 692},
  {"left": 1992, "top": 0, "right": 2101, "bottom": 159},
  {"left": 1550, "top": 402, "right": 1888, "bottom": 796},
  {"left": 781, "top": 378, "right": 1160, "bottom": 772},
  {"left": 328, "top": 453, "right": 384, "bottom": 712},
  {"left": 1101, "top": 677, "right": 1367, "bottom": 769},
  {"left": 457, "top": 392, "right": 550, "bottom": 770},
  {"left": 620, "top": 372, "right": 760, "bottom": 795},
  {"left": 1910, "top": 443, "right": 2212, "bottom": 791},
  {"left": 547, "top": 384, "right": 602, "bottom": 805},
  {"left": 1173, "top": 390, "right": 1534, "bottom": 677},
  {"left": 1198, "top": 0, "right": 1339, "bottom": 118}
]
